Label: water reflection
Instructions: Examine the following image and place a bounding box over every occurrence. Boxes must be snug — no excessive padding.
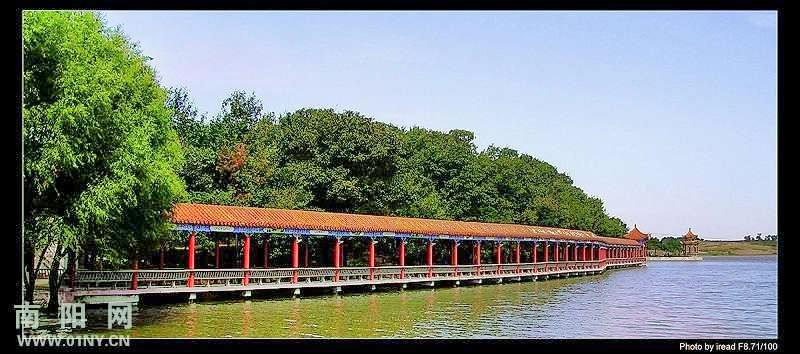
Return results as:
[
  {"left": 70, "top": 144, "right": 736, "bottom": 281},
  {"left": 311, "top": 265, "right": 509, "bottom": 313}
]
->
[{"left": 92, "top": 256, "right": 776, "bottom": 338}]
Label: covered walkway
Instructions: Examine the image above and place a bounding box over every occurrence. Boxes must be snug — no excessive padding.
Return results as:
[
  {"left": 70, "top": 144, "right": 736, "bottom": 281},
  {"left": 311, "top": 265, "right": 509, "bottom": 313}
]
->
[{"left": 70, "top": 203, "right": 647, "bottom": 300}]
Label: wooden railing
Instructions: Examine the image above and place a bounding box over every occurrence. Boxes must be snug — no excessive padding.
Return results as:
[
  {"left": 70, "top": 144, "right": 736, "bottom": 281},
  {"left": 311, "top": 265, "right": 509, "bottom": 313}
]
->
[{"left": 72, "top": 258, "right": 643, "bottom": 291}]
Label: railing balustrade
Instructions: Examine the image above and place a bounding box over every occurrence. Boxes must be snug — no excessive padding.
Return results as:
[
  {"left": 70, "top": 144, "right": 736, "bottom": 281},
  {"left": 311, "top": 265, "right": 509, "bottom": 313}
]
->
[{"left": 71, "top": 258, "right": 642, "bottom": 291}]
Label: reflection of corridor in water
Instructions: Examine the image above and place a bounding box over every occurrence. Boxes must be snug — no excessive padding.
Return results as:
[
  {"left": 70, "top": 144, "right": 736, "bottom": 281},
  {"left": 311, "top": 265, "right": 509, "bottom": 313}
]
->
[
  {"left": 241, "top": 301, "right": 252, "bottom": 337},
  {"left": 366, "top": 293, "right": 380, "bottom": 335},
  {"left": 80, "top": 257, "right": 777, "bottom": 338},
  {"left": 332, "top": 295, "right": 345, "bottom": 337},
  {"left": 288, "top": 299, "right": 301, "bottom": 337},
  {"left": 186, "top": 304, "right": 197, "bottom": 337}
]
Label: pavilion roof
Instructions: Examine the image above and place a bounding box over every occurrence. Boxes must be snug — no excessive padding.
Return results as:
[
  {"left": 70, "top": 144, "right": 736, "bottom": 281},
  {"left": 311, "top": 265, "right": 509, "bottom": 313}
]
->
[
  {"left": 170, "top": 203, "right": 640, "bottom": 246},
  {"left": 624, "top": 224, "right": 650, "bottom": 241},
  {"left": 684, "top": 228, "right": 699, "bottom": 239}
]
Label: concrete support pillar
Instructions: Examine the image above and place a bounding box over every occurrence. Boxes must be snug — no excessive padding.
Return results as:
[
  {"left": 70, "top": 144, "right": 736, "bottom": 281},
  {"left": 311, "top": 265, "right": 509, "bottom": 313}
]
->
[
  {"left": 243, "top": 234, "right": 251, "bottom": 285},
  {"left": 187, "top": 232, "right": 195, "bottom": 288}
]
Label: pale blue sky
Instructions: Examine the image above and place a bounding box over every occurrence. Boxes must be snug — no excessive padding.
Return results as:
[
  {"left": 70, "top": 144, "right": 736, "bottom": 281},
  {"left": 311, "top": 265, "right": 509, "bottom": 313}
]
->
[{"left": 100, "top": 11, "right": 777, "bottom": 240}]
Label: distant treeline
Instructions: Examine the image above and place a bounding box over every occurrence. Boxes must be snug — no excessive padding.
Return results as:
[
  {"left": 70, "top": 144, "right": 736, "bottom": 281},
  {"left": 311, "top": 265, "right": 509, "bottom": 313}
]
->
[
  {"left": 168, "top": 88, "right": 628, "bottom": 238},
  {"left": 646, "top": 237, "right": 684, "bottom": 255},
  {"left": 743, "top": 234, "right": 777, "bottom": 241}
]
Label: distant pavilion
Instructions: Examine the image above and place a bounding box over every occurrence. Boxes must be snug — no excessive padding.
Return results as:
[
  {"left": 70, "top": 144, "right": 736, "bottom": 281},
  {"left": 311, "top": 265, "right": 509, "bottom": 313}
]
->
[{"left": 681, "top": 228, "right": 700, "bottom": 256}]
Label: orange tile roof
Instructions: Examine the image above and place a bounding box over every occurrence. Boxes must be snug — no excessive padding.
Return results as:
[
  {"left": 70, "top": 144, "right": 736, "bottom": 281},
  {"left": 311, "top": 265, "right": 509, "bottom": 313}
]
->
[
  {"left": 171, "top": 203, "right": 639, "bottom": 246},
  {"left": 683, "top": 228, "right": 698, "bottom": 239},
  {"left": 624, "top": 224, "right": 650, "bottom": 241}
]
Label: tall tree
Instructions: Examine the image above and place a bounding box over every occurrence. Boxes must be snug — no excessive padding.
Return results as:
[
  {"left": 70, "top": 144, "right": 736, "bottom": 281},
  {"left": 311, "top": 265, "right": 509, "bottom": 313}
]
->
[{"left": 23, "top": 11, "right": 185, "bottom": 310}]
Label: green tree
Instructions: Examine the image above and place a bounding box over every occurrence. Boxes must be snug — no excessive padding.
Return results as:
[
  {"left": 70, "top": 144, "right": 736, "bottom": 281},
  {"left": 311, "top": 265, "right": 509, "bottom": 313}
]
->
[{"left": 23, "top": 11, "right": 185, "bottom": 310}]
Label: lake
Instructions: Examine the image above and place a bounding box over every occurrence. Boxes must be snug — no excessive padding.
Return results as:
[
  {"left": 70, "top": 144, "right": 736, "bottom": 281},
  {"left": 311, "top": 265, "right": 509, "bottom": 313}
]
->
[{"left": 88, "top": 256, "right": 777, "bottom": 338}]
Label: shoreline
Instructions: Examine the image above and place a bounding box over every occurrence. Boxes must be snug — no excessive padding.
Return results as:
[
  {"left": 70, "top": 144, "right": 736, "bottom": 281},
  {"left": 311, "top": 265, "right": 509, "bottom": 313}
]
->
[
  {"left": 647, "top": 256, "right": 703, "bottom": 261},
  {"left": 647, "top": 254, "right": 776, "bottom": 261}
]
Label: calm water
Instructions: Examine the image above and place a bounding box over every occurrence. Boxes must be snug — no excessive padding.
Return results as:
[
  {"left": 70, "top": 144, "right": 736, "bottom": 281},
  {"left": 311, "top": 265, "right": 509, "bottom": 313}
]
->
[{"left": 88, "top": 256, "right": 777, "bottom": 338}]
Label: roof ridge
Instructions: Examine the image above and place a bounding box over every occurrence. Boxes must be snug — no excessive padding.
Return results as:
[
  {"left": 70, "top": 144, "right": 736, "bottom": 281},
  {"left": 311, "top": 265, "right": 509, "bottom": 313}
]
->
[{"left": 171, "top": 203, "right": 640, "bottom": 245}]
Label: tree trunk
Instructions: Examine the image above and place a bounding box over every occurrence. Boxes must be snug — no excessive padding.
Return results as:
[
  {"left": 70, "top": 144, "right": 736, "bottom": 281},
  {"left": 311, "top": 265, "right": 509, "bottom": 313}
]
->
[
  {"left": 24, "top": 240, "right": 36, "bottom": 304},
  {"left": 46, "top": 241, "right": 64, "bottom": 313}
]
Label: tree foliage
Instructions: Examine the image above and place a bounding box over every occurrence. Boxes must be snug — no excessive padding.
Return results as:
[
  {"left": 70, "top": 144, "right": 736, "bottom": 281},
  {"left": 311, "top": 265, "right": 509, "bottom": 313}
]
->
[
  {"left": 23, "top": 11, "right": 185, "bottom": 308},
  {"left": 169, "top": 91, "right": 628, "bottom": 239}
]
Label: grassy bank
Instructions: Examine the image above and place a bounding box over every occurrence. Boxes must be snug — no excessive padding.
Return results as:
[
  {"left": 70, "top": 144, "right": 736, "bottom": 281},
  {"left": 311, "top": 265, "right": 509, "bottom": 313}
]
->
[{"left": 699, "top": 240, "right": 777, "bottom": 256}]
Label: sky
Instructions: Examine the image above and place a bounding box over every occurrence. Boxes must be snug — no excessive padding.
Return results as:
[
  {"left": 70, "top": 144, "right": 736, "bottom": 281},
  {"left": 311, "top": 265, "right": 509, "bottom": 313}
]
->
[{"left": 100, "top": 11, "right": 777, "bottom": 240}]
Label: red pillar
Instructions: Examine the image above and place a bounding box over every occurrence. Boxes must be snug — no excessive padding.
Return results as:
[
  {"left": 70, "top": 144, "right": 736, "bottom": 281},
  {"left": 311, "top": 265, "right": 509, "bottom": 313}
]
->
[
  {"left": 555, "top": 242, "right": 559, "bottom": 264},
  {"left": 243, "top": 234, "right": 251, "bottom": 285},
  {"left": 573, "top": 243, "right": 578, "bottom": 262},
  {"left": 187, "top": 232, "right": 195, "bottom": 287},
  {"left": 426, "top": 240, "right": 434, "bottom": 277},
  {"left": 533, "top": 242, "right": 538, "bottom": 264},
  {"left": 399, "top": 239, "right": 406, "bottom": 279},
  {"left": 544, "top": 242, "right": 549, "bottom": 263},
  {"left": 473, "top": 241, "right": 481, "bottom": 265},
  {"left": 333, "top": 238, "right": 341, "bottom": 282},
  {"left": 474, "top": 241, "right": 481, "bottom": 275},
  {"left": 451, "top": 240, "right": 458, "bottom": 276},
  {"left": 369, "top": 238, "right": 376, "bottom": 280},
  {"left": 291, "top": 237, "right": 299, "bottom": 283},
  {"left": 515, "top": 242, "right": 521, "bottom": 273},
  {"left": 496, "top": 242, "right": 502, "bottom": 274},
  {"left": 131, "top": 252, "right": 139, "bottom": 290}
]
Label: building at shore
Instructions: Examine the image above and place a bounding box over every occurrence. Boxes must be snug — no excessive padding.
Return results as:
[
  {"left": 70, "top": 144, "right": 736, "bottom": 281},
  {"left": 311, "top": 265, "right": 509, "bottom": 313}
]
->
[
  {"left": 682, "top": 228, "right": 700, "bottom": 256},
  {"left": 624, "top": 224, "right": 650, "bottom": 246}
]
